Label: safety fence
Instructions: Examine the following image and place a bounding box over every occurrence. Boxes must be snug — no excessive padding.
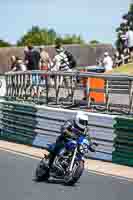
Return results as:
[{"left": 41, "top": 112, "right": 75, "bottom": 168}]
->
[
  {"left": 0, "top": 100, "right": 132, "bottom": 167},
  {"left": 4, "top": 70, "right": 133, "bottom": 115}
]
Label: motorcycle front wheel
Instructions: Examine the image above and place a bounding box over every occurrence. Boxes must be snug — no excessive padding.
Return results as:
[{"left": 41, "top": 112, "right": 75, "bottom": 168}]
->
[
  {"left": 35, "top": 156, "right": 50, "bottom": 182},
  {"left": 64, "top": 160, "right": 84, "bottom": 186}
]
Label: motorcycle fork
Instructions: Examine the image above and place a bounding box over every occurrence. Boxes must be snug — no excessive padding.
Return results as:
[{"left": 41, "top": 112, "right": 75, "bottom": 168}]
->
[{"left": 69, "top": 147, "right": 77, "bottom": 172}]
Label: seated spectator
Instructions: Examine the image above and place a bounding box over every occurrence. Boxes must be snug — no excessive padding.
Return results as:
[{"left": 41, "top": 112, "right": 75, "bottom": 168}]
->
[
  {"left": 11, "top": 57, "right": 27, "bottom": 72},
  {"left": 10, "top": 55, "right": 17, "bottom": 71}
]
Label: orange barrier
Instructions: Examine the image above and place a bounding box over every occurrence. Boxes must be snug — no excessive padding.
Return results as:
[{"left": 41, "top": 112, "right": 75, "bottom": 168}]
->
[
  {"left": 80, "top": 68, "right": 110, "bottom": 103},
  {"left": 89, "top": 77, "right": 105, "bottom": 103}
]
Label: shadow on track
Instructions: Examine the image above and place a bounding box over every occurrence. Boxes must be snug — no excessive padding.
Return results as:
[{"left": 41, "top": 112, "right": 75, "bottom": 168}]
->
[{"left": 33, "top": 177, "right": 79, "bottom": 187}]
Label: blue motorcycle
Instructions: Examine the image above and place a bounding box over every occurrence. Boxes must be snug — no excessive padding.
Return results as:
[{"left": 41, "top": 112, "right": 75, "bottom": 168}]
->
[{"left": 35, "top": 127, "right": 97, "bottom": 186}]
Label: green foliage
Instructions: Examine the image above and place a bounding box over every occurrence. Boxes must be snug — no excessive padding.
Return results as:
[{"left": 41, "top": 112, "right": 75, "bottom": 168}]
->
[
  {"left": 61, "top": 34, "right": 84, "bottom": 44},
  {"left": 17, "top": 26, "right": 57, "bottom": 46},
  {"left": 17, "top": 26, "right": 85, "bottom": 46},
  {"left": 116, "top": 2, "right": 133, "bottom": 49},
  {"left": 129, "top": 2, "right": 133, "bottom": 13},
  {"left": 0, "top": 39, "right": 11, "bottom": 47},
  {"left": 89, "top": 40, "right": 100, "bottom": 45}
]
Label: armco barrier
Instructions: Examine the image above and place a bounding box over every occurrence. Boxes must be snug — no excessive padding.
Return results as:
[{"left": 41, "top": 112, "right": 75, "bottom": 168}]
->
[
  {"left": 112, "top": 117, "right": 133, "bottom": 167},
  {"left": 0, "top": 100, "right": 133, "bottom": 166},
  {"left": 0, "top": 101, "right": 133, "bottom": 166},
  {"left": 0, "top": 100, "right": 116, "bottom": 162}
]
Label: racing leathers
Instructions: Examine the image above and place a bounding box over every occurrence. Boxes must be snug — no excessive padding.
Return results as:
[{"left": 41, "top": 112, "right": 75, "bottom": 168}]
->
[{"left": 48, "top": 120, "right": 94, "bottom": 168}]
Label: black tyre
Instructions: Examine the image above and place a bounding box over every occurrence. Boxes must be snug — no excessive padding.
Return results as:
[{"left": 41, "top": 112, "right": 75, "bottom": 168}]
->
[
  {"left": 64, "top": 160, "right": 84, "bottom": 186},
  {"left": 35, "top": 159, "right": 49, "bottom": 182}
]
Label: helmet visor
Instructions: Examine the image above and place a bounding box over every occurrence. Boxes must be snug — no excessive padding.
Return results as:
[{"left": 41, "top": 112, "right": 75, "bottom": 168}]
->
[{"left": 79, "top": 119, "right": 88, "bottom": 126}]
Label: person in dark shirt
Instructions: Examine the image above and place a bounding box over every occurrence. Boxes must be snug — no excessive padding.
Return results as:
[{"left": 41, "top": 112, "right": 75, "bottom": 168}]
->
[
  {"left": 24, "top": 44, "right": 40, "bottom": 70},
  {"left": 24, "top": 44, "right": 40, "bottom": 96}
]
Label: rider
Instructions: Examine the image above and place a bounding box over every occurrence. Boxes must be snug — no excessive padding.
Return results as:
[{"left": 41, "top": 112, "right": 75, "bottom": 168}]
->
[{"left": 48, "top": 111, "right": 95, "bottom": 168}]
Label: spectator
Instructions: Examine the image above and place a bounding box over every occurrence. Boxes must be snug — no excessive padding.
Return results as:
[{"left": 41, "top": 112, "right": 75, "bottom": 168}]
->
[
  {"left": 51, "top": 44, "right": 72, "bottom": 98},
  {"left": 24, "top": 44, "right": 40, "bottom": 71},
  {"left": 102, "top": 52, "right": 113, "bottom": 72},
  {"left": 24, "top": 44, "right": 40, "bottom": 96},
  {"left": 96, "top": 58, "right": 102, "bottom": 66},
  {"left": 39, "top": 46, "right": 52, "bottom": 81},
  {"left": 10, "top": 55, "right": 17, "bottom": 71},
  {"left": 39, "top": 46, "right": 52, "bottom": 71},
  {"left": 119, "top": 29, "right": 128, "bottom": 53},
  {"left": 127, "top": 27, "right": 133, "bottom": 62},
  {"left": 113, "top": 51, "right": 121, "bottom": 67},
  {"left": 122, "top": 48, "right": 130, "bottom": 64},
  {"left": 117, "top": 30, "right": 125, "bottom": 56},
  {"left": 39, "top": 46, "right": 52, "bottom": 94},
  {"left": 11, "top": 57, "right": 26, "bottom": 72},
  {"left": 24, "top": 47, "right": 29, "bottom": 65},
  {"left": 52, "top": 44, "right": 70, "bottom": 71}
]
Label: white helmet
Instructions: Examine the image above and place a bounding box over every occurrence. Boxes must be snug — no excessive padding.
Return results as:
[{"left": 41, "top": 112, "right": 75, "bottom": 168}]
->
[
  {"left": 74, "top": 111, "right": 88, "bottom": 130},
  {"left": 104, "top": 52, "right": 109, "bottom": 56}
]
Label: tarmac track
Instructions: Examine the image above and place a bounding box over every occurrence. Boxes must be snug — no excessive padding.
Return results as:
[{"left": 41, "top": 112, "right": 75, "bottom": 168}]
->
[{"left": 0, "top": 150, "right": 132, "bottom": 200}]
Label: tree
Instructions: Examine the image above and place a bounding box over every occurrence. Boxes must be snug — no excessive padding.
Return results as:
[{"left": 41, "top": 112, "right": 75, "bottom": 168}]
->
[
  {"left": 115, "top": 1, "right": 133, "bottom": 50},
  {"left": 89, "top": 40, "right": 100, "bottom": 45},
  {"left": 0, "top": 39, "right": 11, "bottom": 47},
  {"left": 17, "top": 26, "right": 85, "bottom": 46},
  {"left": 61, "top": 34, "right": 85, "bottom": 44},
  {"left": 17, "top": 26, "right": 57, "bottom": 46},
  {"left": 47, "top": 29, "right": 57, "bottom": 45}
]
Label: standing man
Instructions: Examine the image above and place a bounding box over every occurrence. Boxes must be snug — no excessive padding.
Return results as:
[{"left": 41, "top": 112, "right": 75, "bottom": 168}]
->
[
  {"left": 102, "top": 52, "right": 113, "bottom": 72},
  {"left": 24, "top": 44, "right": 40, "bottom": 71},
  {"left": 24, "top": 44, "right": 40, "bottom": 96},
  {"left": 127, "top": 27, "right": 133, "bottom": 62},
  {"left": 52, "top": 43, "right": 72, "bottom": 98}
]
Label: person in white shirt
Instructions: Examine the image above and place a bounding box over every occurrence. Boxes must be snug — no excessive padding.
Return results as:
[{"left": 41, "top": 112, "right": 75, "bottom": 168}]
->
[
  {"left": 102, "top": 52, "right": 113, "bottom": 72},
  {"left": 52, "top": 45, "right": 70, "bottom": 72},
  {"left": 51, "top": 44, "right": 72, "bottom": 98},
  {"left": 127, "top": 28, "right": 133, "bottom": 62}
]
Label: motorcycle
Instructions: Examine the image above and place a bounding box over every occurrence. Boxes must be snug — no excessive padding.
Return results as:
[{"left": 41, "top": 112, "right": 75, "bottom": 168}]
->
[{"left": 35, "top": 127, "right": 97, "bottom": 186}]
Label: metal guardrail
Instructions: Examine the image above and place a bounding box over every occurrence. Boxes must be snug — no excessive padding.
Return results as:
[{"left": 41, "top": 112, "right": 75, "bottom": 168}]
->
[
  {"left": 0, "top": 101, "right": 115, "bottom": 161},
  {"left": 1, "top": 100, "right": 133, "bottom": 166},
  {"left": 4, "top": 70, "right": 133, "bottom": 114}
]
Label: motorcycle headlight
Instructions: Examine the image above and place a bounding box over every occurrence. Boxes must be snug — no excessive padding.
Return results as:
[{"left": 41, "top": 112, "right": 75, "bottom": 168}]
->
[{"left": 79, "top": 139, "right": 90, "bottom": 155}]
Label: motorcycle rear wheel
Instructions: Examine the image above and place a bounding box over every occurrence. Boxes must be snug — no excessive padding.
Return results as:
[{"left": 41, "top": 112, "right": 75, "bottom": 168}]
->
[{"left": 64, "top": 160, "right": 84, "bottom": 186}]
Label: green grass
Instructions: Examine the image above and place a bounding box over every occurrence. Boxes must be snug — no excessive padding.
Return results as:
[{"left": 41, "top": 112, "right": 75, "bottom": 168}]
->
[{"left": 112, "top": 63, "right": 133, "bottom": 74}]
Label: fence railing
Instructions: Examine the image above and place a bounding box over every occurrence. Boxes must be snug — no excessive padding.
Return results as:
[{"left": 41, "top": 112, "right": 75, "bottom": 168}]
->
[{"left": 4, "top": 70, "right": 133, "bottom": 114}]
